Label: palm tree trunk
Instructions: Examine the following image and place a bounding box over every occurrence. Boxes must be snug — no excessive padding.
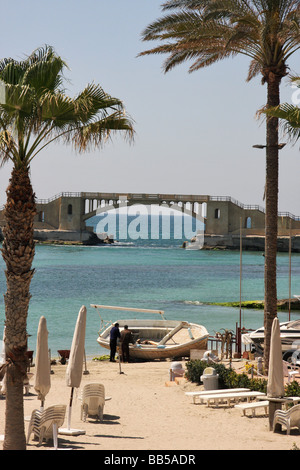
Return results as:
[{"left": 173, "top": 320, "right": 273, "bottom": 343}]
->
[
  {"left": 264, "top": 73, "right": 281, "bottom": 373},
  {"left": 1, "top": 166, "right": 36, "bottom": 450}
]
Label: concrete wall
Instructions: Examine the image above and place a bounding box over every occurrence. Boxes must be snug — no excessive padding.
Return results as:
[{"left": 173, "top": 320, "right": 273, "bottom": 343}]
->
[
  {"left": 205, "top": 200, "right": 231, "bottom": 235},
  {"left": 35, "top": 196, "right": 85, "bottom": 231},
  {"left": 58, "top": 196, "right": 85, "bottom": 231},
  {"left": 33, "top": 229, "right": 91, "bottom": 243},
  {"left": 204, "top": 234, "right": 300, "bottom": 252},
  {"left": 36, "top": 198, "right": 60, "bottom": 229},
  {"left": 205, "top": 199, "right": 300, "bottom": 237}
]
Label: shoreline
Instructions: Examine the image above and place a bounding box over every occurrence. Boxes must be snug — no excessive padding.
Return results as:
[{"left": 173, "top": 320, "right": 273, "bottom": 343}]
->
[
  {"left": 1, "top": 359, "right": 300, "bottom": 451},
  {"left": 207, "top": 298, "right": 300, "bottom": 311}
]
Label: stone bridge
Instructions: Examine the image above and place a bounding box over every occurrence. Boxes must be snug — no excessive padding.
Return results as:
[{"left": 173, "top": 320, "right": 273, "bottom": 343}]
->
[
  {"left": 34, "top": 192, "right": 300, "bottom": 235},
  {"left": 1, "top": 192, "right": 300, "bottom": 247},
  {"left": 33, "top": 192, "right": 210, "bottom": 232}
]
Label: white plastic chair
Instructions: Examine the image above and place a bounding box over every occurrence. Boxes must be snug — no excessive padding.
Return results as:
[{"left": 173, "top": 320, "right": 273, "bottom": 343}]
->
[
  {"left": 169, "top": 362, "right": 185, "bottom": 381},
  {"left": 80, "top": 383, "right": 106, "bottom": 422},
  {"left": 273, "top": 404, "right": 300, "bottom": 435},
  {"left": 283, "top": 360, "right": 299, "bottom": 383},
  {"left": 27, "top": 404, "right": 66, "bottom": 448}
]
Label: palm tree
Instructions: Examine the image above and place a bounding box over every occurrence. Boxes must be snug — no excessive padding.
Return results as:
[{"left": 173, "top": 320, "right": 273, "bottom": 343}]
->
[
  {"left": 139, "top": 0, "right": 300, "bottom": 371},
  {"left": 0, "top": 45, "right": 134, "bottom": 450}
]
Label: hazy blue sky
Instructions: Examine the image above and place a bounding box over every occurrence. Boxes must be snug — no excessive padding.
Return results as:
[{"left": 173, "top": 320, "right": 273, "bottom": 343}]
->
[{"left": 0, "top": 1, "right": 300, "bottom": 214}]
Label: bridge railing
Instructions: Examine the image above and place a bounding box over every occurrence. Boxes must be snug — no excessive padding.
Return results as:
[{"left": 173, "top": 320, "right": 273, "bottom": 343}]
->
[
  {"left": 36, "top": 192, "right": 82, "bottom": 204},
  {"left": 209, "top": 196, "right": 265, "bottom": 213},
  {"left": 2, "top": 192, "right": 300, "bottom": 222},
  {"left": 278, "top": 212, "right": 300, "bottom": 221}
]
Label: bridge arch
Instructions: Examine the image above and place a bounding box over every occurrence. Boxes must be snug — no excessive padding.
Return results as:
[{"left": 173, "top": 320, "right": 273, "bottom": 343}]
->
[{"left": 82, "top": 201, "right": 205, "bottom": 225}]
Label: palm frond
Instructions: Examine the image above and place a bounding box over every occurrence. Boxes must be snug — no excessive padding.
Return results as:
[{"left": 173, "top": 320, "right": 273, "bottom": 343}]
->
[
  {"left": 262, "top": 102, "right": 300, "bottom": 142},
  {"left": 0, "top": 45, "right": 135, "bottom": 166},
  {"left": 140, "top": 0, "right": 300, "bottom": 80},
  {"left": 162, "top": 0, "right": 211, "bottom": 12},
  {"left": 247, "top": 58, "right": 262, "bottom": 80},
  {"left": 1, "top": 83, "right": 35, "bottom": 116},
  {"left": 70, "top": 111, "right": 134, "bottom": 152}
]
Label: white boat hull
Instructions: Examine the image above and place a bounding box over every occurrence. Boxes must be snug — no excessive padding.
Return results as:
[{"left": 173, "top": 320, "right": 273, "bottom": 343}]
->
[
  {"left": 244, "top": 319, "right": 300, "bottom": 354},
  {"left": 97, "top": 319, "right": 209, "bottom": 360},
  {"left": 184, "top": 233, "right": 204, "bottom": 250}
]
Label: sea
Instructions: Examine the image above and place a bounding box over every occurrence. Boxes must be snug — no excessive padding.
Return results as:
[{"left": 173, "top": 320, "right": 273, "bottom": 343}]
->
[{"left": 0, "top": 213, "right": 300, "bottom": 359}]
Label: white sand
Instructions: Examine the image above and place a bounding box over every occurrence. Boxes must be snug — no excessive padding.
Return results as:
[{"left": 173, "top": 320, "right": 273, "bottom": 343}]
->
[{"left": 1, "top": 359, "right": 300, "bottom": 451}]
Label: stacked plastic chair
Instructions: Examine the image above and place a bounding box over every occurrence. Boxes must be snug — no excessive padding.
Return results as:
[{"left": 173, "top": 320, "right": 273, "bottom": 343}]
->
[
  {"left": 27, "top": 404, "right": 66, "bottom": 448},
  {"left": 273, "top": 404, "right": 300, "bottom": 435},
  {"left": 80, "top": 383, "right": 106, "bottom": 422}
]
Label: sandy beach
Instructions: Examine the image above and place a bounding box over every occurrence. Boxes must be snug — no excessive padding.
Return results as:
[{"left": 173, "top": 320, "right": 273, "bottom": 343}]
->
[{"left": 1, "top": 358, "right": 300, "bottom": 452}]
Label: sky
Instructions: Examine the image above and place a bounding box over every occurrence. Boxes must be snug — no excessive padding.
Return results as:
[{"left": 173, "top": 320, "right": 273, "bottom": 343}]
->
[{"left": 0, "top": 1, "right": 300, "bottom": 214}]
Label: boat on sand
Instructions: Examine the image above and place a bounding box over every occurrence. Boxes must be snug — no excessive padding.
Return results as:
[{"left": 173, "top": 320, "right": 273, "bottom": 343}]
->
[{"left": 91, "top": 304, "right": 209, "bottom": 360}]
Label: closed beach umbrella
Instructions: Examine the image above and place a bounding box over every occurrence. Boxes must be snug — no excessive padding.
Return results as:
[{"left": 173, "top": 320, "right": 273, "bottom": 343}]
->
[
  {"left": 267, "top": 317, "right": 285, "bottom": 398},
  {"left": 66, "top": 305, "right": 87, "bottom": 388},
  {"left": 64, "top": 305, "right": 87, "bottom": 434},
  {"left": 34, "top": 316, "right": 51, "bottom": 409},
  {"left": 267, "top": 317, "right": 285, "bottom": 431}
]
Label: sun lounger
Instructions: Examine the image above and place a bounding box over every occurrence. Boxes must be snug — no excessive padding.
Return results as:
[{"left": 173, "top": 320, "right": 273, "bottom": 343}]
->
[
  {"left": 273, "top": 404, "right": 300, "bottom": 434},
  {"left": 199, "top": 391, "right": 266, "bottom": 407},
  {"left": 185, "top": 388, "right": 250, "bottom": 404},
  {"left": 283, "top": 397, "right": 300, "bottom": 409},
  {"left": 235, "top": 400, "right": 269, "bottom": 416}
]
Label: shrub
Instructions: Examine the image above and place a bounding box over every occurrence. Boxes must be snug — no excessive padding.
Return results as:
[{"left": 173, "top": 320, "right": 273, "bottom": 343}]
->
[
  {"left": 185, "top": 360, "right": 267, "bottom": 392},
  {"left": 285, "top": 380, "right": 300, "bottom": 397},
  {"left": 185, "top": 360, "right": 209, "bottom": 383}
]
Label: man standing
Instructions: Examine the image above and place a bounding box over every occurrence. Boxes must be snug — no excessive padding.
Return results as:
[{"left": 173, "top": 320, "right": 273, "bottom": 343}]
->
[
  {"left": 120, "top": 325, "right": 134, "bottom": 362},
  {"left": 109, "top": 323, "right": 120, "bottom": 362}
]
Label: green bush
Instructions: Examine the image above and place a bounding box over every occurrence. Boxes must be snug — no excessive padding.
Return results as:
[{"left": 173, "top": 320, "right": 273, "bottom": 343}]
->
[
  {"left": 285, "top": 380, "right": 300, "bottom": 397},
  {"left": 185, "top": 360, "right": 209, "bottom": 383},
  {"left": 185, "top": 360, "right": 267, "bottom": 392}
]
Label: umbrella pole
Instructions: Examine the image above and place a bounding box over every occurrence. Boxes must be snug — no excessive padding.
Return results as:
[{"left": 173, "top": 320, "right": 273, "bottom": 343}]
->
[
  {"left": 83, "top": 350, "right": 89, "bottom": 375},
  {"left": 119, "top": 350, "right": 124, "bottom": 374},
  {"left": 59, "top": 386, "right": 85, "bottom": 436},
  {"left": 67, "top": 387, "right": 74, "bottom": 429}
]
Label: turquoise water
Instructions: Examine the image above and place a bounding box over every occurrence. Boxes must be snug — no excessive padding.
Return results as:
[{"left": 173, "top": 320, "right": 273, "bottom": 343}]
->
[{"left": 0, "top": 242, "right": 299, "bottom": 359}]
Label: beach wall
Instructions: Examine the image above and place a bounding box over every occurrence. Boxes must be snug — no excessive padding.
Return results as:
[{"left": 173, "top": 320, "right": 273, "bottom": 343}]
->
[
  {"left": 204, "top": 234, "right": 300, "bottom": 252},
  {"left": 33, "top": 229, "right": 92, "bottom": 243},
  {"left": 32, "top": 231, "right": 300, "bottom": 251}
]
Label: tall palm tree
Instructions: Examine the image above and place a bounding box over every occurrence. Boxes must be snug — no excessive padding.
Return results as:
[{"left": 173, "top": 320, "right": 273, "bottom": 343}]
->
[
  {"left": 0, "top": 45, "right": 134, "bottom": 450},
  {"left": 139, "top": 0, "right": 300, "bottom": 371}
]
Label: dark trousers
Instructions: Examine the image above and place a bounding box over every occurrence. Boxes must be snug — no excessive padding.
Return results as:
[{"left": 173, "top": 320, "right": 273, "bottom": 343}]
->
[
  {"left": 110, "top": 339, "right": 117, "bottom": 361},
  {"left": 121, "top": 342, "right": 130, "bottom": 362}
]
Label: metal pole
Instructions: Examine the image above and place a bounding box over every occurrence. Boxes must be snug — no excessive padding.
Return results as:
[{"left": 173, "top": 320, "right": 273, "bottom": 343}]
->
[
  {"left": 238, "top": 217, "right": 243, "bottom": 355},
  {"left": 289, "top": 224, "right": 292, "bottom": 321}
]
